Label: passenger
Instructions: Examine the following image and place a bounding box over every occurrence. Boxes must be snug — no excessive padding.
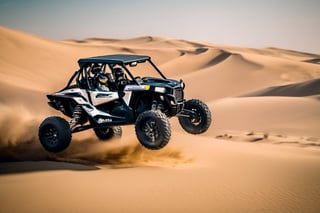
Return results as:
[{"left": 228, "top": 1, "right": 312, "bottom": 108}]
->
[{"left": 112, "top": 67, "right": 127, "bottom": 90}]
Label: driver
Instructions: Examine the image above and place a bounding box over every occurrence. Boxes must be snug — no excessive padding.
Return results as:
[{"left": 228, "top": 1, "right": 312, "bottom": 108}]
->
[
  {"left": 91, "top": 64, "right": 110, "bottom": 91},
  {"left": 96, "top": 74, "right": 109, "bottom": 91}
]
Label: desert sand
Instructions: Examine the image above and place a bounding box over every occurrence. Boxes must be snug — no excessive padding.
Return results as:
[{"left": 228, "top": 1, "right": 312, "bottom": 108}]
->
[{"left": 1, "top": 26, "right": 320, "bottom": 212}]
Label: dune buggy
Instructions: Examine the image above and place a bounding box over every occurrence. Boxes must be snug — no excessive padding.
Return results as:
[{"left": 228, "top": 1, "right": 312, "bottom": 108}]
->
[{"left": 38, "top": 54, "right": 212, "bottom": 152}]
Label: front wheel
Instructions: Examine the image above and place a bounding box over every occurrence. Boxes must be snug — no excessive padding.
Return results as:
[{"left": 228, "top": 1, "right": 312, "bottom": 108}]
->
[
  {"left": 38, "top": 116, "right": 72, "bottom": 152},
  {"left": 93, "top": 126, "right": 122, "bottom": 141},
  {"left": 135, "top": 110, "right": 171, "bottom": 150},
  {"left": 179, "top": 99, "right": 212, "bottom": 134}
]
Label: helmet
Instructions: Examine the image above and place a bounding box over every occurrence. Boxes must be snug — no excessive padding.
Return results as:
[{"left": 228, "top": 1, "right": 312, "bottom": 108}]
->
[
  {"left": 113, "top": 67, "right": 124, "bottom": 78},
  {"left": 92, "top": 64, "right": 102, "bottom": 74},
  {"left": 98, "top": 75, "right": 108, "bottom": 84}
]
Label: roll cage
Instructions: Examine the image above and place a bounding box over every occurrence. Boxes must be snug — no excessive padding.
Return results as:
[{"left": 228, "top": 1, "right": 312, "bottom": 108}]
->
[{"left": 63, "top": 54, "right": 167, "bottom": 90}]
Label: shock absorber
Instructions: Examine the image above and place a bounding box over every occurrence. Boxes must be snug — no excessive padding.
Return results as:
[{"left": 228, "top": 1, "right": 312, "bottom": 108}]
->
[{"left": 69, "top": 105, "right": 82, "bottom": 130}]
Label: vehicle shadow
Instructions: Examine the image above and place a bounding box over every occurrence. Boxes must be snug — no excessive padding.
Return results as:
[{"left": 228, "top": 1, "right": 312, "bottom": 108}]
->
[{"left": 0, "top": 161, "right": 100, "bottom": 175}]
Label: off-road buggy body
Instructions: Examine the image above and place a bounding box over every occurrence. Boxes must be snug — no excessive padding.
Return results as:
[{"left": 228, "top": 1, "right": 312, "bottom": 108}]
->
[{"left": 38, "top": 54, "right": 212, "bottom": 152}]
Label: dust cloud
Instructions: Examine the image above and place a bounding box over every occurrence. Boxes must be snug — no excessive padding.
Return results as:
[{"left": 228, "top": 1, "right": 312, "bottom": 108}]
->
[{"left": 0, "top": 104, "right": 186, "bottom": 166}]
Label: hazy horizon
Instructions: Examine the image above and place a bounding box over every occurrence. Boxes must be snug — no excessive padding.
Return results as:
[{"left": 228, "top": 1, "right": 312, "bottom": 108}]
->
[{"left": 0, "top": 0, "right": 319, "bottom": 54}]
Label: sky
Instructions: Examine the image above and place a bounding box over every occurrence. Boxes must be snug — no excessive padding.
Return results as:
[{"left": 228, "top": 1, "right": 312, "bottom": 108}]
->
[{"left": 0, "top": 0, "right": 319, "bottom": 54}]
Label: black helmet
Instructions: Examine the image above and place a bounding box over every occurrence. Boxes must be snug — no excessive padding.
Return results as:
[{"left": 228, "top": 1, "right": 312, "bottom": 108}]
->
[
  {"left": 92, "top": 64, "right": 102, "bottom": 74},
  {"left": 113, "top": 67, "right": 125, "bottom": 79}
]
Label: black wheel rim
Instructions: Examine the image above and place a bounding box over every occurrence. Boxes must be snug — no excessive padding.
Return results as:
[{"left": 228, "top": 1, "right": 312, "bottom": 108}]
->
[
  {"left": 189, "top": 108, "right": 202, "bottom": 126},
  {"left": 143, "top": 119, "right": 159, "bottom": 143},
  {"left": 100, "top": 127, "right": 110, "bottom": 135},
  {"left": 43, "top": 125, "right": 59, "bottom": 146}
]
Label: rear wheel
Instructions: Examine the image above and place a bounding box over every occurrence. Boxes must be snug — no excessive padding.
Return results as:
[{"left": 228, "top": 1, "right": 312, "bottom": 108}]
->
[
  {"left": 38, "top": 116, "right": 72, "bottom": 152},
  {"left": 93, "top": 126, "right": 122, "bottom": 141},
  {"left": 179, "top": 99, "right": 211, "bottom": 134},
  {"left": 135, "top": 110, "right": 171, "bottom": 150}
]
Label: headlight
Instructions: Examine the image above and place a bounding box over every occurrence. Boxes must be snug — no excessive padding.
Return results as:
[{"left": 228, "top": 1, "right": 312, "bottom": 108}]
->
[
  {"left": 180, "top": 80, "right": 185, "bottom": 89},
  {"left": 155, "top": 87, "right": 166, "bottom": 93}
]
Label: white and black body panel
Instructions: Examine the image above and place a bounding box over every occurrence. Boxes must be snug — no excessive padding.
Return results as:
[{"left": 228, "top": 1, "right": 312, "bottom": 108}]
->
[
  {"left": 47, "top": 88, "right": 133, "bottom": 128},
  {"left": 47, "top": 76, "right": 184, "bottom": 131},
  {"left": 48, "top": 53, "right": 185, "bottom": 124}
]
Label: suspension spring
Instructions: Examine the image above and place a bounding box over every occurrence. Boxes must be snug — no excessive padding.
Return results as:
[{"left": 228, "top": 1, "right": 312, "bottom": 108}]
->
[{"left": 70, "top": 105, "right": 82, "bottom": 129}]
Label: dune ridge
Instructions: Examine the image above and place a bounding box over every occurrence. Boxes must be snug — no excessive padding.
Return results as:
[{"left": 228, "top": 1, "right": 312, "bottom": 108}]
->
[{"left": 243, "top": 78, "right": 320, "bottom": 97}]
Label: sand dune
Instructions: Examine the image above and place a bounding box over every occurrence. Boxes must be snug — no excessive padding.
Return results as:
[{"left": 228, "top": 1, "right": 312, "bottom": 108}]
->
[
  {"left": 244, "top": 78, "right": 320, "bottom": 97},
  {"left": 1, "top": 26, "right": 320, "bottom": 212}
]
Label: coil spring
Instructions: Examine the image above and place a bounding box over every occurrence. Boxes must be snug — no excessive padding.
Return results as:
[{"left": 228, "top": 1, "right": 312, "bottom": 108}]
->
[{"left": 69, "top": 105, "right": 82, "bottom": 129}]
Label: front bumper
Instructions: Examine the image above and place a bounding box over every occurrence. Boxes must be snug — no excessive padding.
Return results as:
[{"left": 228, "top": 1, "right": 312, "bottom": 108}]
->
[{"left": 165, "top": 87, "right": 185, "bottom": 116}]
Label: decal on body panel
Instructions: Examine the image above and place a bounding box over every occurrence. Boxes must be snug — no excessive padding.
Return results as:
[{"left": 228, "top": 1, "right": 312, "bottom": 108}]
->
[
  {"left": 124, "top": 85, "right": 150, "bottom": 91},
  {"left": 59, "top": 88, "right": 89, "bottom": 104},
  {"left": 90, "top": 91, "right": 119, "bottom": 106}
]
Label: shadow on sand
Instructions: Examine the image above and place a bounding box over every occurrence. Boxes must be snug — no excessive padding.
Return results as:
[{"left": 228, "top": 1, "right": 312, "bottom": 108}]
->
[{"left": 0, "top": 161, "right": 100, "bottom": 175}]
